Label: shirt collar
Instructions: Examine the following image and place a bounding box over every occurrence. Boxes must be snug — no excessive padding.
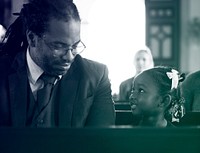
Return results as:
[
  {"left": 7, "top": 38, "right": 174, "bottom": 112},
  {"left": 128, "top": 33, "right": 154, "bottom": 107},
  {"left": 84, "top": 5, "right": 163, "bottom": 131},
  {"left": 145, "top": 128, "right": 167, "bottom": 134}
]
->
[{"left": 26, "top": 48, "right": 44, "bottom": 84}]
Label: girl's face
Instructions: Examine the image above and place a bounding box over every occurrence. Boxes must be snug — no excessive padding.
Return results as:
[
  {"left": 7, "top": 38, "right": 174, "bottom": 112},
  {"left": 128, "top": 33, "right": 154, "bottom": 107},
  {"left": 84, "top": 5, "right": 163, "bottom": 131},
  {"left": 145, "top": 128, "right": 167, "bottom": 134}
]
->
[{"left": 129, "top": 71, "right": 162, "bottom": 117}]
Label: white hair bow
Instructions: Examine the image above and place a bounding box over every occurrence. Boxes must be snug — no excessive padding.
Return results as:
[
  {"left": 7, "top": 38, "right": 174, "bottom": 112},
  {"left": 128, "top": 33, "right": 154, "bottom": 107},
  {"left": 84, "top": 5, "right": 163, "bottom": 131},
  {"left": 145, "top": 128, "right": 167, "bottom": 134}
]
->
[{"left": 166, "top": 69, "right": 179, "bottom": 89}]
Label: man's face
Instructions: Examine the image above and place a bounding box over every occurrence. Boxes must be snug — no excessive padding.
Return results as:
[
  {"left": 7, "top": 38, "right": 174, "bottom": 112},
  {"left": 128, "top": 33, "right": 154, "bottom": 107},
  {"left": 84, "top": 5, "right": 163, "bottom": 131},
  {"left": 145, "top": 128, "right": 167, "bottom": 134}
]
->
[{"left": 31, "top": 18, "right": 81, "bottom": 76}]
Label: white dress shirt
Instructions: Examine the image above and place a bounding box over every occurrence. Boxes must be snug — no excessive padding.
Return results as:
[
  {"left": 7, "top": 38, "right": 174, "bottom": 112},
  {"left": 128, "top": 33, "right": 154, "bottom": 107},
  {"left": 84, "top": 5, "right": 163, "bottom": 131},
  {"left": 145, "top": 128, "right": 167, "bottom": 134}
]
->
[{"left": 26, "top": 48, "right": 44, "bottom": 100}]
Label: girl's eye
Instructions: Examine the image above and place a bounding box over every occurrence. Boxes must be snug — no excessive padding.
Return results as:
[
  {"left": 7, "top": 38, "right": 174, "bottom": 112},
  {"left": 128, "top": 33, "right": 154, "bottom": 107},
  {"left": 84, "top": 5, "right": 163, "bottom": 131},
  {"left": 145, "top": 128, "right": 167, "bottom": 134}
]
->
[{"left": 138, "top": 88, "right": 144, "bottom": 93}]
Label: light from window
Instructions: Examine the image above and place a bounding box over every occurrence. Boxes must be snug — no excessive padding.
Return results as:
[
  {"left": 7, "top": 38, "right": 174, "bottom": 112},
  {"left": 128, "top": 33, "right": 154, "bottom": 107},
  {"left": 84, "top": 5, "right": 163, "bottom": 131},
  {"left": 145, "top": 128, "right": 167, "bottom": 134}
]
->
[{"left": 77, "top": 0, "right": 146, "bottom": 95}]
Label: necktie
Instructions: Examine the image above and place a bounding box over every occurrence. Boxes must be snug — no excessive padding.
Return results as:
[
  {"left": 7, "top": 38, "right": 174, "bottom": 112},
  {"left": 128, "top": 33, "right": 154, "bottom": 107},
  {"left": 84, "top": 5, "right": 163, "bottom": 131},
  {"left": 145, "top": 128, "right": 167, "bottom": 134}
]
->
[{"left": 37, "top": 73, "right": 56, "bottom": 113}]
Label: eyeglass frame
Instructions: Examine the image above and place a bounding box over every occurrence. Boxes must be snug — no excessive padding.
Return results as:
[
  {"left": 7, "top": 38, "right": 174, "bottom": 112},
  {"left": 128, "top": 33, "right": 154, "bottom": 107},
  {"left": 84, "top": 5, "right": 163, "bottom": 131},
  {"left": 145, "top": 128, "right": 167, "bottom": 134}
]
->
[{"left": 41, "top": 36, "right": 86, "bottom": 56}]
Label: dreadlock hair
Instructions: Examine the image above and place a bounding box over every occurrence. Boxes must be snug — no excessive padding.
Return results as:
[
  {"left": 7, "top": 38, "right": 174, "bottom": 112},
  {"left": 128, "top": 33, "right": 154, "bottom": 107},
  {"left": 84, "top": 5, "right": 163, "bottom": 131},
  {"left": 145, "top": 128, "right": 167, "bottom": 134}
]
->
[
  {"left": 144, "top": 66, "right": 186, "bottom": 121},
  {"left": 1, "top": 0, "right": 80, "bottom": 59}
]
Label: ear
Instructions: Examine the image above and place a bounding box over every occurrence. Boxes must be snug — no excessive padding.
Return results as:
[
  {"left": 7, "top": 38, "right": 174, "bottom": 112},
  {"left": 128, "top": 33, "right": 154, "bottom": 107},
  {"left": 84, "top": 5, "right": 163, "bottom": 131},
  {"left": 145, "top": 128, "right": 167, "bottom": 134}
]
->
[
  {"left": 26, "top": 30, "right": 37, "bottom": 47},
  {"left": 158, "top": 94, "right": 171, "bottom": 109}
]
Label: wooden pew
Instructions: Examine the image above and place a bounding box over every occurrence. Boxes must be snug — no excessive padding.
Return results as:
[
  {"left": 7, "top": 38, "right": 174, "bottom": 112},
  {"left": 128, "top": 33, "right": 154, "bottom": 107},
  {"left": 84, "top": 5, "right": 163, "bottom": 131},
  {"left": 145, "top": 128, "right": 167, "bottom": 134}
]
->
[
  {"left": 114, "top": 102, "right": 200, "bottom": 127},
  {"left": 0, "top": 127, "right": 200, "bottom": 153},
  {"left": 177, "top": 112, "right": 200, "bottom": 127}
]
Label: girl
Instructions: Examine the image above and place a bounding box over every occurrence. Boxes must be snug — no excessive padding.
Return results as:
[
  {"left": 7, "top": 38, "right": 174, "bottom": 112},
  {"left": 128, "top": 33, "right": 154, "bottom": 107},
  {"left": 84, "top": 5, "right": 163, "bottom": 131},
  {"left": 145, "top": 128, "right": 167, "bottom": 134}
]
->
[{"left": 129, "top": 66, "right": 185, "bottom": 127}]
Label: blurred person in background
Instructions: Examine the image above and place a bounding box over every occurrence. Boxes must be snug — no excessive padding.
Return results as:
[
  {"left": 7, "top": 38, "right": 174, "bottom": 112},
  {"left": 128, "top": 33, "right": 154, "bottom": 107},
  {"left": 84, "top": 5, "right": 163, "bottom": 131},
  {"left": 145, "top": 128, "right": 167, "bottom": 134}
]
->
[
  {"left": 181, "top": 70, "right": 200, "bottom": 112},
  {"left": 118, "top": 46, "right": 154, "bottom": 101}
]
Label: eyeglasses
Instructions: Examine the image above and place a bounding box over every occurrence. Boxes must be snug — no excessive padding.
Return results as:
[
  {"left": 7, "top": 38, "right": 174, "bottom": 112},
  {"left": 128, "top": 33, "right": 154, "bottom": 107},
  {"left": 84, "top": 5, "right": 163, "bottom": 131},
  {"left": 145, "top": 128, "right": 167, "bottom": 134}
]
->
[{"left": 42, "top": 38, "right": 86, "bottom": 56}]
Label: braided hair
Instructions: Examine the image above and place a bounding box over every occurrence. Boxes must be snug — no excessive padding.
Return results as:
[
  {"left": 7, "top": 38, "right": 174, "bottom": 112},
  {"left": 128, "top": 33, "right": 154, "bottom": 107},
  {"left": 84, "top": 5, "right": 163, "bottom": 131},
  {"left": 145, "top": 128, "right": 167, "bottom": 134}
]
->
[
  {"left": 145, "top": 66, "right": 185, "bottom": 121},
  {"left": 1, "top": 0, "right": 80, "bottom": 59}
]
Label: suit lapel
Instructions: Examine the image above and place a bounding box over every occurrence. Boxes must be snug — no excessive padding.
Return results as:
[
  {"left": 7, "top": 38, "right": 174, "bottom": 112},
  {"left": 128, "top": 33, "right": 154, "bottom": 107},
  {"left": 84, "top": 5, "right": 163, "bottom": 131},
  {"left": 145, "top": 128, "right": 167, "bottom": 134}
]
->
[
  {"left": 9, "top": 52, "right": 28, "bottom": 126},
  {"left": 56, "top": 73, "right": 80, "bottom": 126},
  {"left": 54, "top": 56, "right": 82, "bottom": 127}
]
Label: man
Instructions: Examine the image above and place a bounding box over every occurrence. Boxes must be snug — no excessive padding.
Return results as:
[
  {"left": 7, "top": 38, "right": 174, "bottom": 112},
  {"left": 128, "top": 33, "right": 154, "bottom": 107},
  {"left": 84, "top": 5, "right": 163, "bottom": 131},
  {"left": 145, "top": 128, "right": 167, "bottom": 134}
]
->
[{"left": 0, "top": 0, "right": 115, "bottom": 127}]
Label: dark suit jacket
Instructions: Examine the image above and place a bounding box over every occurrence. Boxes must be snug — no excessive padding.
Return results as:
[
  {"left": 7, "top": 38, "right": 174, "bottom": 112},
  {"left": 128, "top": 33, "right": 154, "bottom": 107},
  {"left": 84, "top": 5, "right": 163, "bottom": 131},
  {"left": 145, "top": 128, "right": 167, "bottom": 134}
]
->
[
  {"left": 180, "top": 70, "right": 200, "bottom": 112},
  {"left": 0, "top": 51, "right": 115, "bottom": 127}
]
